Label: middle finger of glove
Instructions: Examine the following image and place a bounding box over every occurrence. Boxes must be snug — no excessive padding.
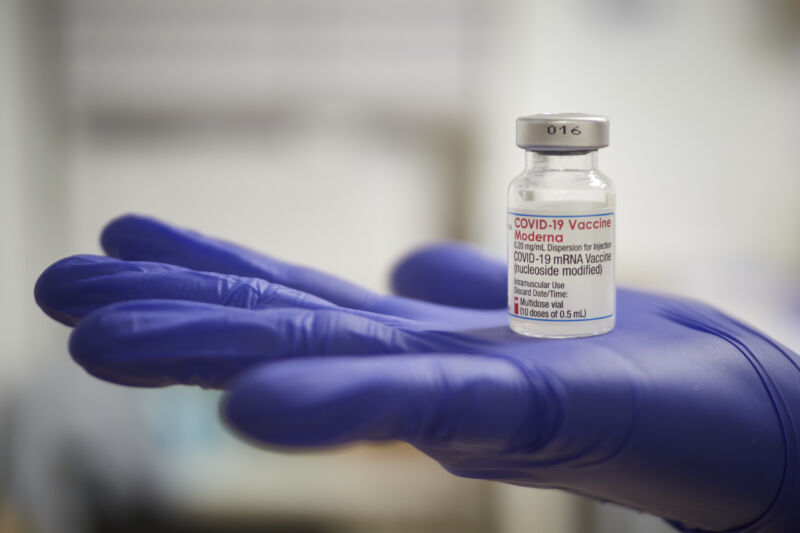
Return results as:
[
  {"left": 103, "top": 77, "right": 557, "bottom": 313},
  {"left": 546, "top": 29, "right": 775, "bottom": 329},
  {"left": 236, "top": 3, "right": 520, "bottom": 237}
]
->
[
  {"left": 68, "top": 299, "right": 437, "bottom": 389},
  {"left": 35, "top": 255, "right": 411, "bottom": 328}
]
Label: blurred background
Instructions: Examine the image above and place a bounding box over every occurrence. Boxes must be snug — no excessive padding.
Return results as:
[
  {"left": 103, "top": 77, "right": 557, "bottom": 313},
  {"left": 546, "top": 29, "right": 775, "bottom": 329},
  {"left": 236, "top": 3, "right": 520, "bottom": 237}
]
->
[{"left": 2, "top": 0, "right": 800, "bottom": 531}]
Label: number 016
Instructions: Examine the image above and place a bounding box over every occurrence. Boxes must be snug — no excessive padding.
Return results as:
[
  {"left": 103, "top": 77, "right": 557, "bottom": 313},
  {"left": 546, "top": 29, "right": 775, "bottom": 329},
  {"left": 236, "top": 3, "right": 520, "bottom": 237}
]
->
[{"left": 547, "top": 125, "right": 582, "bottom": 135}]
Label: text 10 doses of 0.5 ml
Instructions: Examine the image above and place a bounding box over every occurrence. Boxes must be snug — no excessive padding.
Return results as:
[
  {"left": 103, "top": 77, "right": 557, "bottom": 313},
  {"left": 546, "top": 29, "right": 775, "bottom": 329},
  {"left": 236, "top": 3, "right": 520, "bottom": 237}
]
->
[{"left": 507, "top": 113, "right": 615, "bottom": 338}]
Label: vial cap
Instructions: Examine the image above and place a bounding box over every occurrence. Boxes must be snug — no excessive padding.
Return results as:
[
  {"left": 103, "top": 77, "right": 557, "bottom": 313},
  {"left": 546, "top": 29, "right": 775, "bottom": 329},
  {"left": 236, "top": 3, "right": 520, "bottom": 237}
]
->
[{"left": 516, "top": 113, "right": 609, "bottom": 152}]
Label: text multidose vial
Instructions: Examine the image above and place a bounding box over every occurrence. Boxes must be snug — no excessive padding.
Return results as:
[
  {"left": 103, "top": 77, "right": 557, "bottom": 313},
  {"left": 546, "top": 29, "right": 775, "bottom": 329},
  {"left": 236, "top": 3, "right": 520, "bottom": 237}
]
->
[{"left": 508, "top": 113, "right": 615, "bottom": 338}]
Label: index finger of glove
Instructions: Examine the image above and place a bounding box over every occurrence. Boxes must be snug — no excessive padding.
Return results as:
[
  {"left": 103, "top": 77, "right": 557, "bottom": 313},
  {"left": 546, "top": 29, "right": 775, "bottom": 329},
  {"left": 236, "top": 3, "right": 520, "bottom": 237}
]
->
[{"left": 101, "top": 214, "right": 379, "bottom": 311}]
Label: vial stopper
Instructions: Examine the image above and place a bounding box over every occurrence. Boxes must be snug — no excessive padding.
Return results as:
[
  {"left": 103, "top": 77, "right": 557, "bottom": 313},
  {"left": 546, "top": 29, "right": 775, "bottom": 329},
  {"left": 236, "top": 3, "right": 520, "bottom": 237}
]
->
[{"left": 516, "top": 113, "right": 609, "bottom": 152}]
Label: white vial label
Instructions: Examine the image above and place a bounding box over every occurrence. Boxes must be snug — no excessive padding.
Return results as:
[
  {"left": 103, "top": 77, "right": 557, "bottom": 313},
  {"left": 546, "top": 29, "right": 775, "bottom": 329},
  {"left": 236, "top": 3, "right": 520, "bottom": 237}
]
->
[{"left": 508, "top": 210, "right": 615, "bottom": 322}]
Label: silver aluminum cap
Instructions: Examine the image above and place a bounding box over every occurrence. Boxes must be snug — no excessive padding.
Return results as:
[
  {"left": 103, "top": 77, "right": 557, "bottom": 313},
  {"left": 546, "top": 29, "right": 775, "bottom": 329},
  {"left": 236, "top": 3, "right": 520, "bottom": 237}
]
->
[{"left": 516, "top": 113, "right": 609, "bottom": 152}]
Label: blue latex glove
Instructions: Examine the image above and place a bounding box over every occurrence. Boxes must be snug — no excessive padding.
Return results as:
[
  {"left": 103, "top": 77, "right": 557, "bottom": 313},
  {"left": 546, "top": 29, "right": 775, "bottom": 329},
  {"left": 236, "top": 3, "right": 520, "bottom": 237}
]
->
[{"left": 34, "top": 215, "right": 800, "bottom": 532}]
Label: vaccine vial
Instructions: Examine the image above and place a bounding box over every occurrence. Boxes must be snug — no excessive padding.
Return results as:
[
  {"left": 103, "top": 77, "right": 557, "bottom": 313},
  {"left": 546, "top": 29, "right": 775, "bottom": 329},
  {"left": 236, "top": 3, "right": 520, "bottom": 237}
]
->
[{"left": 508, "top": 113, "right": 615, "bottom": 338}]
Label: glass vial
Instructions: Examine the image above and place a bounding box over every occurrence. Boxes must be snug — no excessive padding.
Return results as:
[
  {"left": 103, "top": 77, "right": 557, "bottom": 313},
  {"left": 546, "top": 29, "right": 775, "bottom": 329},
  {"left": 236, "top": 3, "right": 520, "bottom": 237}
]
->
[{"left": 507, "top": 113, "right": 615, "bottom": 338}]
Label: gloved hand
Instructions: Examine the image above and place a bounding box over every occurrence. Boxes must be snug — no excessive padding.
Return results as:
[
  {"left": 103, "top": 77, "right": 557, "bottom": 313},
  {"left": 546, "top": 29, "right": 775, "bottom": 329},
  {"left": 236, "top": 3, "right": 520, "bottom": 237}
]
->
[{"left": 34, "top": 215, "right": 800, "bottom": 533}]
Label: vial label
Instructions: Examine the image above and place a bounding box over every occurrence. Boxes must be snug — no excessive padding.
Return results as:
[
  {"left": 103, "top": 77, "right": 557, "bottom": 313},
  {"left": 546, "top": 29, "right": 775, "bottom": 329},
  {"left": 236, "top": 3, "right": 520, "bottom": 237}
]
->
[{"left": 508, "top": 210, "right": 615, "bottom": 322}]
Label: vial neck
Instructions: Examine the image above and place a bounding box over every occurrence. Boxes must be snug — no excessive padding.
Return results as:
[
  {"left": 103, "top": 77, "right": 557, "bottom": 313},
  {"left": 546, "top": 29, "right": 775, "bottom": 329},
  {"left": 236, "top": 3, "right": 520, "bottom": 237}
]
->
[{"left": 525, "top": 150, "right": 598, "bottom": 172}]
